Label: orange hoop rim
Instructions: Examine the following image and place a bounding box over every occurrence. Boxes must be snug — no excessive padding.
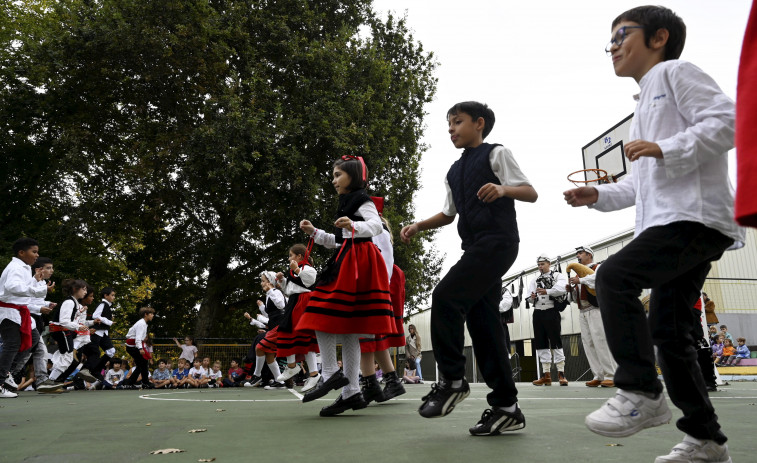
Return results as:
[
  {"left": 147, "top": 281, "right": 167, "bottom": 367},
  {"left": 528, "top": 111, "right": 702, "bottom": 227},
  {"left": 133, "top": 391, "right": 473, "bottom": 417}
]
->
[{"left": 567, "top": 168, "right": 609, "bottom": 186}]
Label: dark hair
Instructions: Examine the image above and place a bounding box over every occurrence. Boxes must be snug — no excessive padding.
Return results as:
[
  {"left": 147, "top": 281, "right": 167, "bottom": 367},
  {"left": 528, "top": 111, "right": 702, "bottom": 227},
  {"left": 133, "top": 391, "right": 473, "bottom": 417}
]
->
[
  {"left": 612, "top": 6, "right": 686, "bottom": 61},
  {"left": 31, "top": 257, "right": 53, "bottom": 271},
  {"left": 231, "top": 358, "right": 240, "bottom": 364},
  {"left": 289, "top": 243, "right": 310, "bottom": 264},
  {"left": 158, "top": 358, "right": 167, "bottom": 364},
  {"left": 447, "top": 101, "right": 496, "bottom": 139},
  {"left": 720, "top": 325, "right": 727, "bottom": 330},
  {"left": 101, "top": 287, "right": 115, "bottom": 298},
  {"left": 12, "top": 237, "right": 39, "bottom": 256},
  {"left": 62, "top": 279, "right": 88, "bottom": 297},
  {"left": 112, "top": 358, "right": 122, "bottom": 366},
  {"left": 80, "top": 284, "right": 95, "bottom": 302},
  {"left": 139, "top": 306, "right": 155, "bottom": 318},
  {"left": 737, "top": 337, "right": 746, "bottom": 343},
  {"left": 184, "top": 336, "right": 194, "bottom": 343},
  {"left": 333, "top": 157, "right": 368, "bottom": 191}
]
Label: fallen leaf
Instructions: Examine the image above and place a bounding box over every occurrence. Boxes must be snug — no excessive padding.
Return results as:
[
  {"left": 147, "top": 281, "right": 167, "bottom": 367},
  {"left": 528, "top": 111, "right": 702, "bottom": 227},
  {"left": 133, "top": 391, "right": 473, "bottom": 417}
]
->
[
  {"left": 198, "top": 459, "right": 216, "bottom": 462},
  {"left": 145, "top": 423, "right": 152, "bottom": 426},
  {"left": 188, "top": 429, "right": 207, "bottom": 433},
  {"left": 606, "top": 443, "right": 623, "bottom": 447},
  {"left": 215, "top": 409, "right": 226, "bottom": 412},
  {"left": 150, "top": 449, "right": 185, "bottom": 455}
]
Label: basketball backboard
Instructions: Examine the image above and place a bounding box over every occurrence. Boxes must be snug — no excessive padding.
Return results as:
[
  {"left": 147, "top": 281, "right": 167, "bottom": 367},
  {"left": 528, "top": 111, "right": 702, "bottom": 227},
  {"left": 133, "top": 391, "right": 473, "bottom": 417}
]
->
[{"left": 581, "top": 113, "right": 634, "bottom": 183}]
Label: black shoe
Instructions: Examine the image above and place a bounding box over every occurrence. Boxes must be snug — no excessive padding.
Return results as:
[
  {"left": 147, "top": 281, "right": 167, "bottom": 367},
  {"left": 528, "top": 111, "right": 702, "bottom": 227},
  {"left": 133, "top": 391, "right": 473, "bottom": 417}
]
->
[
  {"left": 142, "top": 383, "right": 155, "bottom": 390},
  {"left": 381, "top": 376, "right": 406, "bottom": 401},
  {"left": 707, "top": 385, "right": 718, "bottom": 392},
  {"left": 319, "top": 393, "right": 368, "bottom": 416},
  {"left": 302, "top": 371, "right": 349, "bottom": 403},
  {"left": 418, "top": 378, "right": 470, "bottom": 418},
  {"left": 360, "top": 375, "right": 386, "bottom": 405},
  {"left": 469, "top": 405, "right": 526, "bottom": 436},
  {"left": 247, "top": 375, "right": 263, "bottom": 387}
]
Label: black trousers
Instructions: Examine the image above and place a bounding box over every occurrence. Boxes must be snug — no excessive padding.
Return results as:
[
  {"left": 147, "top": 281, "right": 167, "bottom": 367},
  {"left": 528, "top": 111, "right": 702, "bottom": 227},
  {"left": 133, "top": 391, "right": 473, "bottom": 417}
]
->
[
  {"left": 84, "top": 333, "right": 114, "bottom": 375},
  {"left": 532, "top": 308, "right": 562, "bottom": 350},
  {"left": 430, "top": 236, "right": 519, "bottom": 407},
  {"left": 595, "top": 222, "right": 733, "bottom": 444},
  {"left": 0, "top": 319, "right": 22, "bottom": 381},
  {"left": 125, "top": 346, "right": 150, "bottom": 386}
]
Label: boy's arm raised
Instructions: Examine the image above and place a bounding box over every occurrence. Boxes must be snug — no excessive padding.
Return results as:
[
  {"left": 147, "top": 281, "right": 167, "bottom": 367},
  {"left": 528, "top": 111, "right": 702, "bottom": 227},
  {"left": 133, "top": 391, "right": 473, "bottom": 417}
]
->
[{"left": 400, "top": 212, "right": 455, "bottom": 244}]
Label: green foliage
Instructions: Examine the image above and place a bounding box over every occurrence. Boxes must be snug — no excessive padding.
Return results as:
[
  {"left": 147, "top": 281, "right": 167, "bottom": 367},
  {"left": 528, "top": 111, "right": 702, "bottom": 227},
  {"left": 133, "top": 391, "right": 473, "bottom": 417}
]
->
[{"left": 1, "top": 0, "right": 440, "bottom": 337}]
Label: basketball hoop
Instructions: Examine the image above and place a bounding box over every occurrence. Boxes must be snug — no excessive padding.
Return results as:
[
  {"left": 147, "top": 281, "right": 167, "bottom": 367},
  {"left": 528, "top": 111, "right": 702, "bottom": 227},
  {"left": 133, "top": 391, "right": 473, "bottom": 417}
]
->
[{"left": 567, "top": 168, "right": 615, "bottom": 187}]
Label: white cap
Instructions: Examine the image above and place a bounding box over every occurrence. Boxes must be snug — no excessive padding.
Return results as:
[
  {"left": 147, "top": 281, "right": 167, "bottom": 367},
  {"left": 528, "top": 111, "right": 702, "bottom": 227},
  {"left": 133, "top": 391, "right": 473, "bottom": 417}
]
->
[
  {"left": 260, "top": 271, "right": 277, "bottom": 286},
  {"left": 576, "top": 245, "right": 594, "bottom": 256},
  {"left": 536, "top": 253, "right": 551, "bottom": 263}
]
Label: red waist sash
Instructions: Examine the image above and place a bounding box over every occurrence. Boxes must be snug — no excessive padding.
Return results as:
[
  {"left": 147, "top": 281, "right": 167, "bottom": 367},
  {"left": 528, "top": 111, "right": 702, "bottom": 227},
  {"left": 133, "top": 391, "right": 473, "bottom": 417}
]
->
[{"left": 0, "top": 301, "right": 32, "bottom": 352}]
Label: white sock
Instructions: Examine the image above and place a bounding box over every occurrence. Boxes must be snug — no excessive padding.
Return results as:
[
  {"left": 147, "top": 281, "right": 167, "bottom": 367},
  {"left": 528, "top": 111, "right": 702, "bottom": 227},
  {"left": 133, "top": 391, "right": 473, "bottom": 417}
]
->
[
  {"left": 305, "top": 351, "right": 318, "bottom": 375},
  {"left": 286, "top": 355, "right": 296, "bottom": 365},
  {"left": 254, "top": 355, "right": 265, "bottom": 376},
  {"left": 340, "top": 334, "right": 362, "bottom": 397},
  {"left": 267, "top": 361, "right": 281, "bottom": 380},
  {"left": 451, "top": 379, "right": 463, "bottom": 388},
  {"left": 316, "top": 331, "right": 337, "bottom": 381},
  {"left": 496, "top": 404, "right": 518, "bottom": 413}
]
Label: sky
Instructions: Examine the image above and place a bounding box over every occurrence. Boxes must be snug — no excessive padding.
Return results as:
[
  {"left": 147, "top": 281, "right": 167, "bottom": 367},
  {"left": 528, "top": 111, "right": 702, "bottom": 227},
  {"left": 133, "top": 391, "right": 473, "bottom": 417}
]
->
[{"left": 371, "top": 0, "right": 752, "bottom": 277}]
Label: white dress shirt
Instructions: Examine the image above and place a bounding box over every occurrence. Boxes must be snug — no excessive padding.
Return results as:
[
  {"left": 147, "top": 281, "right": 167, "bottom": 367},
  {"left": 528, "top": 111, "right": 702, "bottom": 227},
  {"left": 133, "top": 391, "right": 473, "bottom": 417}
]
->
[
  {"left": 277, "top": 265, "right": 317, "bottom": 296},
  {"left": 592, "top": 60, "right": 744, "bottom": 247},
  {"left": 311, "top": 201, "right": 383, "bottom": 248},
  {"left": 92, "top": 299, "right": 114, "bottom": 336},
  {"left": 372, "top": 229, "right": 394, "bottom": 280},
  {"left": 126, "top": 318, "right": 148, "bottom": 347},
  {"left": 442, "top": 145, "right": 532, "bottom": 216},
  {"left": 0, "top": 257, "right": 48, "bottom": 325}
]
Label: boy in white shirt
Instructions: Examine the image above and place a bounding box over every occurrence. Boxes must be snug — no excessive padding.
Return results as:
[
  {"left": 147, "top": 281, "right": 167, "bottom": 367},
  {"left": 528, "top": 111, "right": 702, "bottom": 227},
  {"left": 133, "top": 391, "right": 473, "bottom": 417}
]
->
[
  {"left": 103, "top": 359, "right": 124, "bottom": 390},
  {"left": 564, "top": 6, "right": 743, "bottom": 462},
  {"left": 123, "top": 307, "right": 155, "bottom": 389},
  {"left": 0, "top": 238, "right": 50, "bottom": 398},
  {"left": 187, "top": 359, "right": 209, "bottom": 388},
  {"left": 207, "top": 361, "right": 223, "bottom": 388}
]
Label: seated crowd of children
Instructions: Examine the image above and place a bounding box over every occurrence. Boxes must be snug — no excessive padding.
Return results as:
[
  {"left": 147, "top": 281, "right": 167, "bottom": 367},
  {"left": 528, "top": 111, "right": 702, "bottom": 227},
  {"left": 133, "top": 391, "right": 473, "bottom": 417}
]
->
[{"left": 709, "top": 325, "right": 751, "bottom": 366}]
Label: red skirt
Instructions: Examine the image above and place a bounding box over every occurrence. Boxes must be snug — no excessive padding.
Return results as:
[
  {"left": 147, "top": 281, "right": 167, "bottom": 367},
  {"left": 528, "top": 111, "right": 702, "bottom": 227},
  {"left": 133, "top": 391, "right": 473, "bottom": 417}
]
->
[
  {"left": 258, "top": 327, "right": 278, "bottom": 354},
  {"left": 360, "top": 264, "right": 407, "bottom": 353},
  {"left": 736, "top": 0, "right": 757, "bottom": 227},
  {"left": 277, "top": 293, "right": 320, "bottom": 357},
  {"left": 296, "top": 241, "right": 395, "bottom": 335}
]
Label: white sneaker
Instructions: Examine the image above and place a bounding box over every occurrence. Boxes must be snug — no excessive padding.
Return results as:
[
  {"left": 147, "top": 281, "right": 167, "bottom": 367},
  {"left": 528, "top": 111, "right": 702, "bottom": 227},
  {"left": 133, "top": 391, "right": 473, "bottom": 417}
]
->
[
  {"left": 37, "top": 380, "right": 65, "bottom": 393},
  {"left": 0, "top": 385, "right": 18, "bottom": 398},
  {"left": 243, "top": 382, "right": 253, "bottom": 387},
  {"left": 585, "top": 389, "right": 672, "bottom": 437},
  {"left": 276, "top": 365, "right": 301, "bottom": 382},
  {"left": 4, "top": 376, "right": 18, "bottom": 391},
  {"left": 301, "top": 373, "right": 321, "bottom": 393},
  {"left": 88, "top": 380, "right": 101, "bottom": 391},
  {"left": 654, "top": 435, "right": 732, "bottom": 463},
  {"left": 76, "top": 368, "right": 98, "bottom": 382}
]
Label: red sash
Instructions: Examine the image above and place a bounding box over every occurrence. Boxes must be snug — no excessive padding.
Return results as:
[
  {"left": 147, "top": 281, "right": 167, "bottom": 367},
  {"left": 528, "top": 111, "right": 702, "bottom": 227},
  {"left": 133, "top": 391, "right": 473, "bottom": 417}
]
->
[{"left": 0, "top": 301, "right": 33, "bottom": 352}]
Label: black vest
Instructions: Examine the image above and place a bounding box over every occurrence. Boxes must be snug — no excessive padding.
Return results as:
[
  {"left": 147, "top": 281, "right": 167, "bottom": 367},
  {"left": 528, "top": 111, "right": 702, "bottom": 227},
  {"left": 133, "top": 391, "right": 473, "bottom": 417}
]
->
[
  {"left": 92, "top": 301, "right": 112, "bottom": 332},
  {"left": 446, "top": 143, "right": 519, "bottom": 250},
  {"left": 52, "top": 296, "right": 78, "bottom": 323},
  {"left": 265, "top": 292, "right": 285, "bottom": 329}
]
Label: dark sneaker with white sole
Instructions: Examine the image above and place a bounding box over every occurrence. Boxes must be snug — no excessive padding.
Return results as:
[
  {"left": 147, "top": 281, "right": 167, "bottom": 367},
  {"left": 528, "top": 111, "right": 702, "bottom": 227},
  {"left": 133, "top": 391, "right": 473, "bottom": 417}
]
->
[
  {"left": 469, "top": 405, "right": 526, "bottom": 435},
  {"left": 418, "top": 378, "right": 470, "bottom": 418}
]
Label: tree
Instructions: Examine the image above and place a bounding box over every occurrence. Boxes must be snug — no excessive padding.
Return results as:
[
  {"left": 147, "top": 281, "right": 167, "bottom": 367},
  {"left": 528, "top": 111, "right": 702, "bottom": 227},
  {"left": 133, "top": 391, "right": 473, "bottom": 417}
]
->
[{"left": 1, "top": 0, "right": 441, "bottom": 338}]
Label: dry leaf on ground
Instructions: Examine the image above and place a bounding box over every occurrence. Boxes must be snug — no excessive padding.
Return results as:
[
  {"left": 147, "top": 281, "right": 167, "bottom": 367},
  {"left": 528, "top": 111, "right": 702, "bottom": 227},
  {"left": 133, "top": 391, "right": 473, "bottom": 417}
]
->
[
  {"left": 150, "top": 448, "right": 185, "bottom": 455},
  {"left": 188, "top": 429, "right": 207, "bottom": 433}
]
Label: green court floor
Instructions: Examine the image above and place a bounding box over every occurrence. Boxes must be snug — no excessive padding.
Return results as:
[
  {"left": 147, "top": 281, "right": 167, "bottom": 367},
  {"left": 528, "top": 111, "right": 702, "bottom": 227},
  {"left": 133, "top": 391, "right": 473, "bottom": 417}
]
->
[{"left": 1, "top": 381, "right": 755, "bottom": 463}]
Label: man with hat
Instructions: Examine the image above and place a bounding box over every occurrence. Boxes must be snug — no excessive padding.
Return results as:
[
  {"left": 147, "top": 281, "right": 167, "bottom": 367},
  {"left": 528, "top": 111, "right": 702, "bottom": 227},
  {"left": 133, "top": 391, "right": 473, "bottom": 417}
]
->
[
  {"left": 527, "top": 254, "right": 568, "bottom": 386},
  {"left": 568, "top": 246, "right": 616, "bottom": 387}
]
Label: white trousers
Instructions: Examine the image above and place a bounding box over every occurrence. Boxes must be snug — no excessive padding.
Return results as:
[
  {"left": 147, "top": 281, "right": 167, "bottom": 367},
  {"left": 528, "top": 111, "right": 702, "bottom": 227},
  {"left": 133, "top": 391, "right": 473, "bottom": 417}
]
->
[{"left": 579, "top": 307, "right": 617, "bottom": 380}]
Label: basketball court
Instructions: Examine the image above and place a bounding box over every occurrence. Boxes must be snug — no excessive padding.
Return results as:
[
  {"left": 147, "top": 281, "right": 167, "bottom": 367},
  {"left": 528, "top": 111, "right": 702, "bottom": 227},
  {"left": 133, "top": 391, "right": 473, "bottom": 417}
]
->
[{"left": 2, "top": 381, "right": 755, "bottom": 462}]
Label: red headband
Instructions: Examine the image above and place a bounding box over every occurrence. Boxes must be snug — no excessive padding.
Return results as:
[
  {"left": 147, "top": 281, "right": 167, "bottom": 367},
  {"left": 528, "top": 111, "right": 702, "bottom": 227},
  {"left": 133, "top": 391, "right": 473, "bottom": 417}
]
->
[
  {"left": 341, "top": 155, "right": 367, "bottom": 182},
  {"left": 370, "top": 196, "right": 384, "bottom": 215}
]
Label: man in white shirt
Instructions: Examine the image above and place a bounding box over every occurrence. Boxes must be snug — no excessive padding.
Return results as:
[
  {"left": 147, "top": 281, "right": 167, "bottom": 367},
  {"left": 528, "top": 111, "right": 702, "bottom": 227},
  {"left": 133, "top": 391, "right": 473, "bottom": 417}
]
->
[
  {"left": 0, "top": 238, "right": 50, "bottom": 398},
  {"left": 527, "top": 254, "right": 568, "bottom": 386},
  {"left": 566, "top": 246, "right": 616, "bottom": 387}
]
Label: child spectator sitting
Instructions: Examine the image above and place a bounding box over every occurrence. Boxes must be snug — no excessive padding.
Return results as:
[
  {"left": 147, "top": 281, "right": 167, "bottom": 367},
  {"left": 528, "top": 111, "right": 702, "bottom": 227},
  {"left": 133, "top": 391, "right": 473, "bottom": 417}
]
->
[
  {"left": 719, "top": 325, "right": 733, "bottom": 342},
  {"left": 402, "top": 360, "right": 421, "bottom": 384},
  {"left": 208, "top": 361, "right": 223, "bottom": 388},
  {"left": 711, "top": 335, "right": 724, "bottom": 363},
  {"left": 151, "top": 359, "right": 172, "bottom": 389},
  {"left": 708, "top": 326, "right": 719, "bottom": 345},
  {"left": 725, "top": 338, "right": 751, "bottom": 365},
  {"left": 104, "top": 359, "right": 124, "bottom": 390},
  {"left": 171, "top": 359, "right": 190, "bottom": 389},
  {"left": 223, "top": 359, "right": 245, "bottom": 387},
  {"left": 716, "top": 339, "right": 736, "bottom": 366},
  {"left": 187, "top": 358, "right": 209, "bottom": 388}
]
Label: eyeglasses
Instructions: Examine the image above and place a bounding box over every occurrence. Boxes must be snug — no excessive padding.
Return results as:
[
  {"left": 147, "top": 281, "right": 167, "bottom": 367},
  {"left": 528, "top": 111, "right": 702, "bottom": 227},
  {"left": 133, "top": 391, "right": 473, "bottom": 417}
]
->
[{"left": 605, "top": 26, "right": 644, "bottom": 54}]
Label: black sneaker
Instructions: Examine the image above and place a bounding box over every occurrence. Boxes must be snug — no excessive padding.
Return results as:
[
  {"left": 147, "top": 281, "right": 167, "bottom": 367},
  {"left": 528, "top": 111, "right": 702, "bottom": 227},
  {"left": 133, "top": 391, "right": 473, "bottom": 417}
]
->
[
  {"left": 319, "top": 392, "right": 368, "bottom": 417},
  {"left": 469, "top": 405, "right": 526, "bottom": 436},
  {"left": 381, "top": 375, "right": 406, "bottom": 401},
  {"left": 360, "top": 375, "right": 386, "bottom": 405},
  {"left": 418, "top": 378, "right": 470, "bottom": 418},
  {"left": 302, "top": 371, "right": 349, "bottom": 403}
]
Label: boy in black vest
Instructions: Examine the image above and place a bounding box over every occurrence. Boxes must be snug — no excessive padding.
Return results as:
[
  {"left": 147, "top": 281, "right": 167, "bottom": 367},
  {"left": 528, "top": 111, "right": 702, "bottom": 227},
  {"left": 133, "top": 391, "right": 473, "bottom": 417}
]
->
[
  {"left": 401, "top": 101, "right": 537, "bottom": 435},
  {"left": 83, "top": 287, "right": 117, "bottom": 381}
]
